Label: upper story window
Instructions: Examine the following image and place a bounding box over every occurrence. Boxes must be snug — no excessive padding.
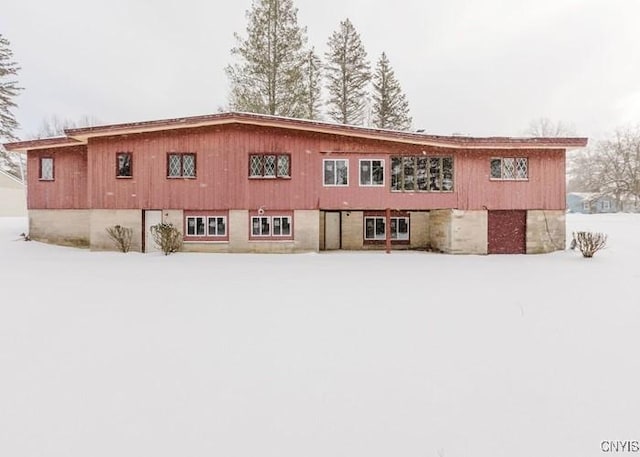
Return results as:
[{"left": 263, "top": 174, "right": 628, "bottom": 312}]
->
[
  {"left": 490, "top": 157, "right": 528, "bottom": 180},
  {"left": 167, "top": 153, "right": 196, "bottom": 178},
  {"left": 390, "top": 156, "right": 453, "bottom": 192},
  {"left": 249, "top": 154, "right": 290, "bottom": 178},
  {"left": 359, "top": 159, "right": 384, "bottom": 186},
  {"left": 323, "top": 159, "right": 348, "bottom": 186},
  {"left": 116, "top": 152, "right": 132, "bottom": 178},
  {"left": 40, "top": 157, "right": 54, "bottom": 181}
]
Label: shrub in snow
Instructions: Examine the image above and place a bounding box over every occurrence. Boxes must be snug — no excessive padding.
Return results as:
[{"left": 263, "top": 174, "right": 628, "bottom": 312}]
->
[
  {"left": 573, "top": 231, "right": 607, "bottom": 258},
  {"left": 150, "top": 223, "right": 182, "bottom": 255},
  {"left": 106, "top": 225, "right": 133, "bottom": 253}
]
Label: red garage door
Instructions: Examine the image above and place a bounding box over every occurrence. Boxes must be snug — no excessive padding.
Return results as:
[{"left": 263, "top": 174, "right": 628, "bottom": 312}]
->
[{"left": 488, "top": 210, "right": 526, "bottom": 254}]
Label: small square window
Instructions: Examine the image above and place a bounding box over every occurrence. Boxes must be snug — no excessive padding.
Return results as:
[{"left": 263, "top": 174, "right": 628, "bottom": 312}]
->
[{"left": 168, "top": 153, "right": 196, "bottom": 178}]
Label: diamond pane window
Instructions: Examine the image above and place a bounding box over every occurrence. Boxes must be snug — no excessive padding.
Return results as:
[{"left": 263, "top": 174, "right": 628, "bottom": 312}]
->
[
  {"left": 250, "top": 155, "right": 263, "bottom": 177},
  {"left": 182, "top": 154, "right": 196, "bottom": 177},
  {"left": 277, "top": 155, "right": 290, "bottom": 177},
  {"left": 40, "top": 157, "right": 54, "bottom": 181},
  {"left": 515, "top": 158, "right": 528, "bottom": 179},
  {"left": 249, "top": 154, "right": 290, "bottom": 178},
  {"left": 264, "top": 155, "right": 276, "bottom": 176},
  {"left": 491, "top": 157, "right": 528, "bottom": 180},
  {"left": 502, "top": 158, "right": 516, "bottom": 179},
  {"left": 168, "top": 154, "right": 182, "bottom": 177},
  {"left": 168, "top": 153, "right": 196, "bottom": 178}
]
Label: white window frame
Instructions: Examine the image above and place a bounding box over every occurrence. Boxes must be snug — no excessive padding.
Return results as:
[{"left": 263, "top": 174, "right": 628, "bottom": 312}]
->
[
  {"left": 359, "top": 159, "right": 385, "bottom": 187},
  {"left": 601, "top": 200, "right": 611, "bottom": 210},
  {"left": 186, "top": 215, "right": 227, "bottom": 237},
  {"left": 323, "top": 159, "right": 349, "bottom": 186},
  {"left": 249, "top": 153, "right": 291, "bottom": 178},
  {"left": 251, "top": 215, "right": 292, "bottom": 237},
  {"left": 490, "top": 157, "right": 528, "bottom": 181},
  {"left": 207, "top": 216, "right": 227, "bottom": 236},
  {"left": 363, "top": 216, "right": 410, "bottom": 241}
]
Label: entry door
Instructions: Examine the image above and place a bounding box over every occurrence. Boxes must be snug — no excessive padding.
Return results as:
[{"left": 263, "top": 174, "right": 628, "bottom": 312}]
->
[
  {"left": 324, "top": 212, "right": 341, "bottom": 250},
  {"left": 488, "top": 210, "right": 526, "bottom": 254},
  {"left": 144, "top": 210, "right": 162, "bottom": 253}
]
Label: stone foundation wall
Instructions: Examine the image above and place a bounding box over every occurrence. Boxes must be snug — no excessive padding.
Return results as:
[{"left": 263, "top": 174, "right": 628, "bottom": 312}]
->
[
  {"left": 341, "top": 211, "right": 364, "bottom": 250},
  {"left": 90, "top": 210, "right": 142, "bottom": 251},
  {"left": 429, "top": 209, "right": 452, "bottom": 252},
  {"left": 450, "top": 210, "right": 488, "bottom": 255},
  {"left": 29, "top": 209, "right": 90, "bottom": 247},
  {"left": 409, "top": 211, "right": 430, "bottom": 249},
  {"left": 526, "top": 210, "right": 566, "bottom": 253}
]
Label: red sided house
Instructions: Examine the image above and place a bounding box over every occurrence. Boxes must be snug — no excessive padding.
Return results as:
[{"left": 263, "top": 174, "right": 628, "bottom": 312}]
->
[{"left": 4, "top": 112, "right": 587, "bottom": 254}]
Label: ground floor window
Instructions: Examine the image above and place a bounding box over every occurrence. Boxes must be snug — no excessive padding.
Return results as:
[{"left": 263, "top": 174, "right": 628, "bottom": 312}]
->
[
  {"left": 251, "top": 215, "right": 292, "bottom": 237},
  {"left": 184, "top": 211, "right": 228, "bottom": 241},
  {"left": 364, "top": 215, "right": 410, "bottom": 242}
]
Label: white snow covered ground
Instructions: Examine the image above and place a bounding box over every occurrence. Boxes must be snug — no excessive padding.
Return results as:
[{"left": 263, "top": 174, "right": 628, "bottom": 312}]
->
[{"left": 0, "top": 214, "right": 639, "bottom": 457}]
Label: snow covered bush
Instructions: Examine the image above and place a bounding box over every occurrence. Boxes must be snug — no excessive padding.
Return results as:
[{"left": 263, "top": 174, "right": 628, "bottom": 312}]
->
[
  {"left": 105, "top": 225, "right": 133, "bottom": 253},
  {"left": 150, "top": 223, "right": 182, "bottom": 255},
  {"left": 573, "top": 231, "right": 607, "bottom": 258}
]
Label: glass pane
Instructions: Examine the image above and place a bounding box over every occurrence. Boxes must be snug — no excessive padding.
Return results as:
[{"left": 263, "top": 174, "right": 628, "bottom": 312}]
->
[
  {"left": 417, "top": 157, "right": 428, "bottom": 191},
  {"left": 360, "top": 161, "right": 371, "bottom": 185},
  {"left": 41, "top": 158, "right": 54, "bottom": 180},
  {"left": 365, "top": 218, "right": 375, "bottom": 239},
  {"left": 403, "top": 157, "right": 415, "bottom": 190},
  {"left": 252, "top": 217, "right": 261, "bottom": 236},
  {"left": 261, "top": 217, "right": 270, "bottom": 235},
  {"left": 429, "top": 158, "right": 441, "bottom": 191},
  {"left": 336, "top": 160, "right": 348, "bottom": 185},
  {"left": 391, "top": 218, "right": 397, "bottom": 239},
  {"left": 281, "top": 217, "right": 291, "bottom": 235},
  {"left": 397, "top": 218, "right": 409, "bottom": 240},
  {"left": 442, "top": 157, "right": 453, "bottom": 190},
  {"left": 490, "top": 158, "right": 502, "bottom": 179},
  {"left": 217, "top": 218, "right": 226, "bottom": 236},
  {"left": 503, "top": 158, "right": 515, "bottom": 179},
  {"left": 187, "top": 218, "right": 196, "bottom": 236},
  {"left": 250, "top": 155, "right": 263, "bottom": 177},
  {"left": 375, "top": 218, "right": 385, "bottom": 239},
  {"left": 117, "top": 153, "right": 131, "bottom": 176},
  {"left": 324, "top": 161, "right": 335, "bottom": 185},
  {"left": 264, "top": 155, "right": 276, "bottom": 176},
  {"left": 273, "top": 217, "right": 281, "bottom": 235},
  {"left": 277, "top": 155, "right": 290, "bottom": 177},
  {"left": 183, "top": 154, "right": 196, "bottom": 177},
  {"left": 168, "top": 154, "right": 182, "bottom": 177},
  {"left": 372, "top": 160, "right": 384, "bottom": 185},
  {"left": 516, "top": 158, "right": 528, "bottom": 179},
  {"left": 391, "top": 157, "right": 401, "bottom": 190},
  {"left": 196, "top": 217, "right": 205, "bottom": 235}
]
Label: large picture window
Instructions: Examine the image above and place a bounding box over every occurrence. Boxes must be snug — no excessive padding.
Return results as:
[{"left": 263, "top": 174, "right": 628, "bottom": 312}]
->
[
  {"left": 39, "top": 157, "right": 54, "bottom": 181},
  {"left": 359, "top": 159, "right": 384, "bottom": 186},
  {"left": 323, "top": 159, "right": 349, "bottom": 186},
  {"left": 249, "top": 154, "right": 290, "bottom": 178},
  {"left": 390, "top": 156, "right": 453, "bottom": 192},
  {"left": 168, "top": 153, "right": 196, "bottom": 178},
  {"left": 490, "top": 157, "right": 528, "bottom": 180},
  {"left": 364, "top": 216, "right": 410, "bottom": 241}
]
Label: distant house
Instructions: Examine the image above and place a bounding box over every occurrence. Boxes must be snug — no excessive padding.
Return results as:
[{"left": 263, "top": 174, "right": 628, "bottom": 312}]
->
[
  {"left": 566, "top": 192, "right": 638, "bottom": 213},
  {"left": 0, "top": 169, "right": 26, "bottom": 217},
  {"left": 4, "top": 112, "right": 587, "bottom": 254}
]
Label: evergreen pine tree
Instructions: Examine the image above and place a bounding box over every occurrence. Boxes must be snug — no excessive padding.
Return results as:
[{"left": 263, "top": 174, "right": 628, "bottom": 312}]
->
[
  {"left": 324, "top": 18, "right": 371, "bottom": 125},
  {"left": 0, "top": 34, "right": 24, "bottom": 179},
  {"left": 372, "top": 52, "right": 412, "bottom": 130},
  {"left": 301, "top": 47, "right": 323, "bottom": 120},
  {"left": 226, "top": 0, "right": 308, "bottom": 118}
]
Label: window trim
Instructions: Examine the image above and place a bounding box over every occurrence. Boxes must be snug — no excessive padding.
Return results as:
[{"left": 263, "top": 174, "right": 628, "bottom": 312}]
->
[
  {"left": 248, "top": 153, "right": 291, "bottom": 179},
  {"left": 390, "top": 155, "right": 454, "bottom": 192},
  {"left": 167, "top": 152, "right": 197, "bottom": 178},
  {"left": 248, "top": 211, "right": 294, "bottom": 241},
  {"left": 490, "top": 157, "right": 529, "bottom": 181},
  {"left": 323, "top": 158, "right": 349, "bottom": 187},
  {"left": 601, "top": 200, "right": 611, "bottom": 211},
  {"left": 39, "top": 157, "right": 54, "bottom": 181},
  {"left": 183, "top": 212, "right": 229, "bottom": 242},
  {"left": 359, "top": 159, "right": 385, "bottom": 187},
  {"left": 363, "top": 212, "right": 410, "bottom": 245},
  {"left": 116, "top": 152, "right": 133, "bottom": 178}
]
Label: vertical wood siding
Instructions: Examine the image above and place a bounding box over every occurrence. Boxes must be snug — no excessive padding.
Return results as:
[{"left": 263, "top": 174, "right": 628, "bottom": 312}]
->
[
  {"left": 28, "top": 125, "right": 567, "bottom": 211},
  {"left": 27, "top": 146, "right": 88, "bottom": 209}
]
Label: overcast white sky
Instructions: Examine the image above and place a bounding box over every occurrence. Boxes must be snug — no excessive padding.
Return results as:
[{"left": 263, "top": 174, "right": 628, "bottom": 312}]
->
[{"left": 2, "top": 0, "right": 640, "bottom": 139}]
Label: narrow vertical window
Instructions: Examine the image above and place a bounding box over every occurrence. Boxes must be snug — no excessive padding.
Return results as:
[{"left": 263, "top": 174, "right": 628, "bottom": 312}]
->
[
  {"left": 40, "top": 157, "right": 54, "bottom": 181},
  {"left": 116, "top": 152, "right": 132, "bottom": 177}
]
